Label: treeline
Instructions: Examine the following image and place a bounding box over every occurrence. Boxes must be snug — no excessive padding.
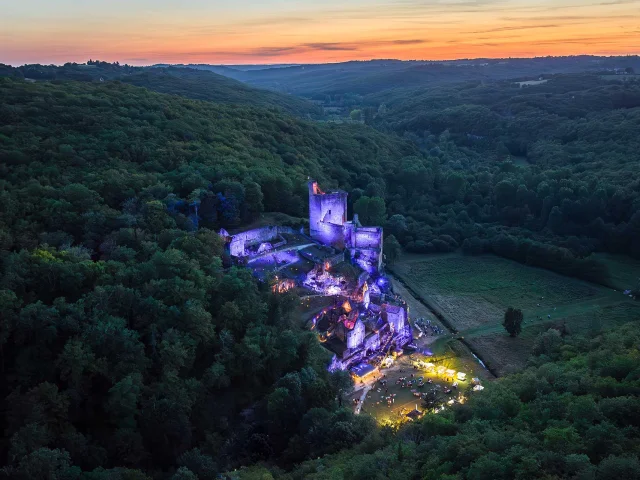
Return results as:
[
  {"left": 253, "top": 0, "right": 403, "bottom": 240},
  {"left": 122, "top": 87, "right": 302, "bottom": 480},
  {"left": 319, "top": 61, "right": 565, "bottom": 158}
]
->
[
  {"left": 244, "top": 322, "right": 640, "bottom": 480},
  {"left": 462, "top": 234, "right": 609, "bottom": 285}
]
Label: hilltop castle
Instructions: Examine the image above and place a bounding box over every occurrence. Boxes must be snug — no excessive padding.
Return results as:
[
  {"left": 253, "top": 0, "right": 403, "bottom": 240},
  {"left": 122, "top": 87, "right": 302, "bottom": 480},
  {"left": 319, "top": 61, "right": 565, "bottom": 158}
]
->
[
  {"left": 308, "top": 180, "right": 383, "bottom": 274},
  {"left": 219, "top": 179, "right": 410, "bottom": 372}
]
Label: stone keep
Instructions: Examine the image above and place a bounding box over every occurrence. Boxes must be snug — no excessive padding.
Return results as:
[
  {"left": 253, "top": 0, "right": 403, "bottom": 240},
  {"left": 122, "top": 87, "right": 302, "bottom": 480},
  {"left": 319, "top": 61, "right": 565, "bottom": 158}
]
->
[
  {"left": 346, "top": 319, "right": 366, "bottom": 349},
  {"left": 308, "top": 180, "right": 384, "bottom": 273},
  {"left": 308, "top": 181, "right": 348, "bottom": 248}
]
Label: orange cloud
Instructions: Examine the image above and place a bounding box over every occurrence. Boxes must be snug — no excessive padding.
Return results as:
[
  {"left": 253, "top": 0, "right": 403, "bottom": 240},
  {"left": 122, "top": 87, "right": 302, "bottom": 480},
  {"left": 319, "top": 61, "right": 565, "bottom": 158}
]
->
[{"left": 2, "top": 0, "right": 639, "bottom": 65}]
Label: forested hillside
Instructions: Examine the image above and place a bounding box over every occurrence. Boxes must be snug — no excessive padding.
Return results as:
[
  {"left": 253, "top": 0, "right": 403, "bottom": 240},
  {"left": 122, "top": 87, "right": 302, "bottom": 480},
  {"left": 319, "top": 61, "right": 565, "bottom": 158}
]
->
[
  {"left": 162, "top": 60, "right": 640, "bottom": 283},
  {"left": 4, "top": 63, "right": 639, "bottom": 284},
  {"left": 1, "top": 67, "right": 639, "bottom": 479},
  {"left": 362, "top": 75, "right": 640, "bottom": 275},
  {"left": 182, "top": 56, "right": 640, "bottom": 97},
  {"left": 0, "top": 62, "right": 321, "bottom": 117},
  {"left": 249, "top": 322, "right": 640, "bottom": 480},
  {"left": 121, "top": 68, "right": 321, "bottom": 117},
  {"left": 0, "top": 78, "right": 415, "bottom": 478}
]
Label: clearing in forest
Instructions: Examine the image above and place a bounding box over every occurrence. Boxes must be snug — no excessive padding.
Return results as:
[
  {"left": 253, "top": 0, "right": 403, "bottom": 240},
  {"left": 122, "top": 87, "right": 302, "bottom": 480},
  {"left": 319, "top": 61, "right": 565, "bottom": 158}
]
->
[
  {"left": 591, "top": 252, "right": 640, "bottom": 291},
  {"left": 392, "top": 253, "right": 639, "bottom": 375}
]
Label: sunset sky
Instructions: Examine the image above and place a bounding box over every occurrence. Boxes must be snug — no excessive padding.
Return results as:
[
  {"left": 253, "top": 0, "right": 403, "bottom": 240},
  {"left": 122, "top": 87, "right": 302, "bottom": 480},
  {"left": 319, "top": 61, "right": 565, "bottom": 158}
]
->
[{"left": 2, "top": 0, "right": 640, "bottom": 65}]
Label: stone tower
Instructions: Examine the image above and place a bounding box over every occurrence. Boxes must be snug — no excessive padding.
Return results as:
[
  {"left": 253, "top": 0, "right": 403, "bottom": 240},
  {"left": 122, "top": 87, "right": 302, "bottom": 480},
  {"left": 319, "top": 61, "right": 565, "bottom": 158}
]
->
[{"left": 308, "top": 180, "right": 348, "bottom": 248}]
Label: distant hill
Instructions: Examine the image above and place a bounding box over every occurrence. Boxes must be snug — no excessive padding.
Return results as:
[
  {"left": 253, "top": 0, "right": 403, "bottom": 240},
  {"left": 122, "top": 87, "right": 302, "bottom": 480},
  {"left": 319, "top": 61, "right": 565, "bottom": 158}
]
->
[
  {"left": 122, "top": 67, "right": 321, "bottom": 117},
  {"left": 176, "top": 56, "right": 640, "bottom": 98},
  {"left": 159, "top": 63, "right": 301, "bottom": 71},
  {"left": 0, "top": 62, "right": 321, "bottom": 117}
]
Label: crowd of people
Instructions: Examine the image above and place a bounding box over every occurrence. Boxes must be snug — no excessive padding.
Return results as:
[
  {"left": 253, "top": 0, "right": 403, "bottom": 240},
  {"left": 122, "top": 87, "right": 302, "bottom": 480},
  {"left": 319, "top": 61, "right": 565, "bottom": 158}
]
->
[{"left": 414, "top": 317, "right": 444, "bottom": 336}]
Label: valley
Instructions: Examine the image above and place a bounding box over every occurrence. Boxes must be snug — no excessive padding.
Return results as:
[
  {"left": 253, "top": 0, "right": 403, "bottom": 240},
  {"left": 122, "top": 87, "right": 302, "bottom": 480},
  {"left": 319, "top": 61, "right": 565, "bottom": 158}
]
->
[{"left": 1, "top": 54, "right": 639, "bottom": 480}]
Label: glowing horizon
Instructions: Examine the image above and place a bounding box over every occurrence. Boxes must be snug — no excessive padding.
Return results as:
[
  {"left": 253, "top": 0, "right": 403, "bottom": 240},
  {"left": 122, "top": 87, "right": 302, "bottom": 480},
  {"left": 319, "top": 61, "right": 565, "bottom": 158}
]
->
[{"left": 2, "top": 0, "right": 640, "bottom": 66}]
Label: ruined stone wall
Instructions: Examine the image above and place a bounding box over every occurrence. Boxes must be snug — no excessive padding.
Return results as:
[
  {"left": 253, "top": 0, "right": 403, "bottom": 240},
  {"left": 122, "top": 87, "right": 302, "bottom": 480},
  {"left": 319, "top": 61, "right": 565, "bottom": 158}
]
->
[
  {"left": 326, "top": 251, "right": 345, "bottom": 267},
  {"left": 350, "top": 248, "right": 382, "bottom": 274},
  {"left": 382, "top": 305, "right": 407, "bottom": 333},
  {"left": 352, "top": 226, "right": 383, "bottom": 249},
  {"left": 343, "top": 222, "right": 356, "bottom": 248},
  {"left": 229, "top": 226, "right": 295, "bottom": 257},
  {"left": 365, "top": 333, "right": 380, "bottom": 351},
  {"left": 315, "top": 221, "right": 346, "bottom": 250},
  {"left": 308, "top": 183, "right": 324, "bottom": 238}
]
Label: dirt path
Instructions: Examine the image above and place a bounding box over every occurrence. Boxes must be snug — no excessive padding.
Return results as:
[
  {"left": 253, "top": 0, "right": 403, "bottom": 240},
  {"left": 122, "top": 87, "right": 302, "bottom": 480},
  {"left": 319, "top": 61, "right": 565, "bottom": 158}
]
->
[{"left": 354, "top": 385, "right": 372, "bottom": 414}]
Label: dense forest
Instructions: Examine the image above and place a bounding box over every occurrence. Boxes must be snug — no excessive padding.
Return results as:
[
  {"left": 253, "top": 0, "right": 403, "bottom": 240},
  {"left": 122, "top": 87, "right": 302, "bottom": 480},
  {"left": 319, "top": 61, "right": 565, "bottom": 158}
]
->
[
  {"left": 1, "top": 58, "right": 640, "bottom": 479},
  {"left": 0, "top": 77, "right": 415, "bottom": 478},
  {"left": 363, "top": 75, "right": 640, "bottom": 277},
  {"left": 0, "top": 62, "right": 320, "bottom": 117}
]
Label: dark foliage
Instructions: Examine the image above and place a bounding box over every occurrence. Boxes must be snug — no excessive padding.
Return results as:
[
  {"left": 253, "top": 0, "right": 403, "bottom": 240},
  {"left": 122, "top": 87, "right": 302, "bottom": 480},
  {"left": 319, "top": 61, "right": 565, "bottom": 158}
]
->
[
  {"left": 0, "top": 62, "right": 321, "bottom": 117},
  {"left": 503, "top": 307, "right": 524, "bottom": 337},
  {"left": 0, "top": 78, "right": 411, "bottom": 478}
]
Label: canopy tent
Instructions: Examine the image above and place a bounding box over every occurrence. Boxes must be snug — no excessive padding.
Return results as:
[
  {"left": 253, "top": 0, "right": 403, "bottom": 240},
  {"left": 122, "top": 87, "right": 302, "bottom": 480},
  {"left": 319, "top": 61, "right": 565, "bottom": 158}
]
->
[{"left": 350, "top": 362, "right": 377, "bottom": 379}]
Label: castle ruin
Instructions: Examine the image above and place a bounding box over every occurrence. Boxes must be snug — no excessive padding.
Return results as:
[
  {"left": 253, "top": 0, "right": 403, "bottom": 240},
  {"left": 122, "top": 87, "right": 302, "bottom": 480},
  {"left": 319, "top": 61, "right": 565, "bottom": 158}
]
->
[{"left": 220, "top": 179, "right": 411, "bottom": 372}]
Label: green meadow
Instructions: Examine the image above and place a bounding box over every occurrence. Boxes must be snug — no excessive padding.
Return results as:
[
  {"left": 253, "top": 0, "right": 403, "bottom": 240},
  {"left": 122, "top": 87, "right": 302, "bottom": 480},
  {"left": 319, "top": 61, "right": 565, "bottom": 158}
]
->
[{"left": 393, "top": 253, "right": 640, "bottom": 375}]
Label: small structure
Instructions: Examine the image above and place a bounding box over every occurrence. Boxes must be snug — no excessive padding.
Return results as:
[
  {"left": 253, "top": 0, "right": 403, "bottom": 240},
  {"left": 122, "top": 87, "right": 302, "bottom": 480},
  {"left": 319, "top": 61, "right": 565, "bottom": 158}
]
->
[
  {"left": 272, "top": 278, "right": 296, "bottom": 293},
  {"left": 350, "top": 362, "right": 377, "bottom": 380},
  {"left": 222, "top": 225, "right": 296, "bottom": 259},
  {"left": 406, "top": 404, "right": 423, "bottom": 421}
]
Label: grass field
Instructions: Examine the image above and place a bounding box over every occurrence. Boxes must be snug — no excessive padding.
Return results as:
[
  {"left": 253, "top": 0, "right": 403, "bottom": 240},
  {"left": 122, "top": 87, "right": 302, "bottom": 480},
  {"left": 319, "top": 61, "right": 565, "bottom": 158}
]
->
[
  {"left": 392, "top": 253, "right": 640, "bottom": 375},
  {"left": 592, "top": 253, "right": 640, "bottom": 291}
]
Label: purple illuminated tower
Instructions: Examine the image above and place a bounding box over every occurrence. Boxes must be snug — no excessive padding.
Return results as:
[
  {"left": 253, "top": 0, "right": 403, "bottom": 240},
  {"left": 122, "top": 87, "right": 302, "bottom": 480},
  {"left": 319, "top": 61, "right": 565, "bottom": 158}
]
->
[
  {"left": 308, "top": 180, "right": 348, "bottom": 249},
  {"left": 308, "top": 179, "right": 384, "bottom": 274}
]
